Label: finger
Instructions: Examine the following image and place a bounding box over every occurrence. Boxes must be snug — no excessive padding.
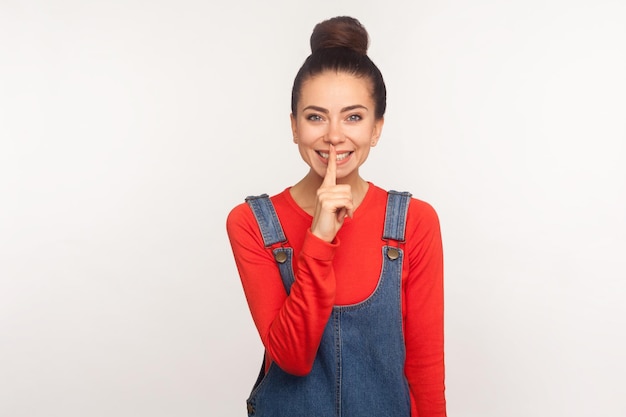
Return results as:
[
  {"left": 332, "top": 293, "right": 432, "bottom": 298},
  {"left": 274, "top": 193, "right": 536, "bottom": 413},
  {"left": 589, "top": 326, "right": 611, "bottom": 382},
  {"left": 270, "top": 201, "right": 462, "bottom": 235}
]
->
[
  {"left": 328, "top": 196, "right": 353, "bottom": 220},
  {"left": 337, "top": 207, "right": 347, "bottom": 221},
  {"left": 340, "top": 200, "right": 354, "bottom": 219},
  {"left": 322, "top": 144, "right": 337, "bottom": 187}
]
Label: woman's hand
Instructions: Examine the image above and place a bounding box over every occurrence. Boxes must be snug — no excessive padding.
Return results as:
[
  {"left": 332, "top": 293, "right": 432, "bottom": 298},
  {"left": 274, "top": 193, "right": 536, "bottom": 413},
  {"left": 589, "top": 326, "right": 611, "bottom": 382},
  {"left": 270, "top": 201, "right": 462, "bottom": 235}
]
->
[{"left": 310, "top": 144, "right": 354, "bottom": 242}]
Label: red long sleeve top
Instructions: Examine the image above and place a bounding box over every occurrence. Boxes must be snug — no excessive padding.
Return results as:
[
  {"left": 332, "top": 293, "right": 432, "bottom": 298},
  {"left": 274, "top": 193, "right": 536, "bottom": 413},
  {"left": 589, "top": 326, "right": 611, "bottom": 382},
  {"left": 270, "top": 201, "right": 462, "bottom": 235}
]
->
[{"left": 226, "top": 183, "right": 446, "bottom": 417}]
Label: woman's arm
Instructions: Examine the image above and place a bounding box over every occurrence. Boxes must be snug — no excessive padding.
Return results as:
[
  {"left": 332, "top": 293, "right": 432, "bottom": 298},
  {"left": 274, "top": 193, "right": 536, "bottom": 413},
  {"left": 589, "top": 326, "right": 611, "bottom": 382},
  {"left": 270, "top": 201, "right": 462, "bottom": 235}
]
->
[
  {"left": 226, "top": 203, "right": 337, "bottom": 376},
  {"left": 403, "top": 200, "right": 447, "bottom": 417}
]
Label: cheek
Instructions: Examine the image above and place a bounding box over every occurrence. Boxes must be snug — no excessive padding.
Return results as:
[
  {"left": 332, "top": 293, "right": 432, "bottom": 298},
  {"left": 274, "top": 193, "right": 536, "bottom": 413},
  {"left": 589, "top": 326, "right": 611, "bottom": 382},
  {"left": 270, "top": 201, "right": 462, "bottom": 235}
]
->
[
  {"left": 295, "top": 126, "right": 322, "bottom": 144},
  {"left": 297, "top": 142, "right": 315, "bottom": 160}
]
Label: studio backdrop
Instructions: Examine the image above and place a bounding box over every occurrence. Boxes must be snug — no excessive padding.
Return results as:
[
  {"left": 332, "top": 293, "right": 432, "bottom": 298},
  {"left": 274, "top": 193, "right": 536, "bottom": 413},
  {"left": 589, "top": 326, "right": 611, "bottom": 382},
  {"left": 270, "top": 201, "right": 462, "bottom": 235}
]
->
[{"left": 1, "top": 1, "right": 625, "bottom": 416}]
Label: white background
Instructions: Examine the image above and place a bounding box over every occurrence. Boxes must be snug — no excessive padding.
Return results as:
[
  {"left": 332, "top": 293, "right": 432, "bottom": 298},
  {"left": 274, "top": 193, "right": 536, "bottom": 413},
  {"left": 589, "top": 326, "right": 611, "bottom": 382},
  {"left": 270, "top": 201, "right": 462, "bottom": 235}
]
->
[{"left": 1, "top": 1, "right": 625, "bottom": 416}]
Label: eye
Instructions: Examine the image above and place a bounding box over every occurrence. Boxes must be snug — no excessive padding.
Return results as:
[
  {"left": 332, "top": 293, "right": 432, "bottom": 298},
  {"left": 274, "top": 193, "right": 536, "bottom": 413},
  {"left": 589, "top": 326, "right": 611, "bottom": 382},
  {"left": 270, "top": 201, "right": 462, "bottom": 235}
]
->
[
  {"left": 347, "top": 114, "right": 362, "bottom": 122},
  {"left": 306, "top": 114, "right": 323, "bottom": 122}
]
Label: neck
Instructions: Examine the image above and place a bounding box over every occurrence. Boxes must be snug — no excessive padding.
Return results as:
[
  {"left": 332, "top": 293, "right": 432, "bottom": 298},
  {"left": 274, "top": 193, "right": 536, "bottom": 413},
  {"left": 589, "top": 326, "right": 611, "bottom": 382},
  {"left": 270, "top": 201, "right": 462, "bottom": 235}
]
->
[{"left": 290, "top": 169, "right": 369, "bottom": 216}]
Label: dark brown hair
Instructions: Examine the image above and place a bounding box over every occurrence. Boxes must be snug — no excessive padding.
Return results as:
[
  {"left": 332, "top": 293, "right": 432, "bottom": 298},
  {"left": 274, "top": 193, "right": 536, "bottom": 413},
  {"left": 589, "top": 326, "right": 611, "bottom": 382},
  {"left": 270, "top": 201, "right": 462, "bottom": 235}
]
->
[{"left": 291, "top": 16, "right": 387, "bottom": 120}]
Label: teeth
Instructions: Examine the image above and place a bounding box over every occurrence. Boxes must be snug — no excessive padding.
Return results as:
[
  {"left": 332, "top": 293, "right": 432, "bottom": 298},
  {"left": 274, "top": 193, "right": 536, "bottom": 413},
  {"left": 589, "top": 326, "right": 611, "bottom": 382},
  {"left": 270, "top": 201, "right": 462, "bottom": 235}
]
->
[{"left": 318, "top": 151, "right": 351, "bottom": 161}]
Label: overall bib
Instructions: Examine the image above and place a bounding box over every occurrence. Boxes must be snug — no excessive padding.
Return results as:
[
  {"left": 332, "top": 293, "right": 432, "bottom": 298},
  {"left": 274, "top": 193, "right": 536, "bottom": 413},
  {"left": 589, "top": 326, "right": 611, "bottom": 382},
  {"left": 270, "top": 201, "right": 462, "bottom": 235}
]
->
[{"left": 245, "top": 191, "right": 412, "bottom": 417}]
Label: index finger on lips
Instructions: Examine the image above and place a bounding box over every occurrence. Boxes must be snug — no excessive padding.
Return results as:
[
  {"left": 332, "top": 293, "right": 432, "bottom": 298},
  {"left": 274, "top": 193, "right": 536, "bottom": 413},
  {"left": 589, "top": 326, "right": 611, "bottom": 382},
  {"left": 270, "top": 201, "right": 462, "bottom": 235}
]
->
[{"left": 322, "top": 144, "right": 337, "bottom": 187}]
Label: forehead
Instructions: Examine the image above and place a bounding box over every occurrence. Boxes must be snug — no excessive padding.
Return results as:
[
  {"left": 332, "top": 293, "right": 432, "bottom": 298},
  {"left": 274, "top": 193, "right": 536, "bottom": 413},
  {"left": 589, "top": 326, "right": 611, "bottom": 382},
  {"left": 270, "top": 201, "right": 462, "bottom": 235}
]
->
[{"left": 299, "top": 71, "right": 374, "bottom": 105}]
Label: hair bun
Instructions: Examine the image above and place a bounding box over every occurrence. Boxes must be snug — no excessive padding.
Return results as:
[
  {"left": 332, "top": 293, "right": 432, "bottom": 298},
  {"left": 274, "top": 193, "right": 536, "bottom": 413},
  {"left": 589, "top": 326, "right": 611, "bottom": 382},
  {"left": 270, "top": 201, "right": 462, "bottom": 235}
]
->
[{"left": 310, "top": 16, "right": 369, "bottom": 55}]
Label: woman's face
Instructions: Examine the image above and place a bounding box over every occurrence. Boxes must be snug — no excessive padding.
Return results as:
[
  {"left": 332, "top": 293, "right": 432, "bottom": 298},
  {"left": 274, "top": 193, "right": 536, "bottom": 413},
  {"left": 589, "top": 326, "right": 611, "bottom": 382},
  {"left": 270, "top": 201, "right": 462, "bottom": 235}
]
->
[{"left": 291, "top": 71, "right": 384, "bottom": 184}]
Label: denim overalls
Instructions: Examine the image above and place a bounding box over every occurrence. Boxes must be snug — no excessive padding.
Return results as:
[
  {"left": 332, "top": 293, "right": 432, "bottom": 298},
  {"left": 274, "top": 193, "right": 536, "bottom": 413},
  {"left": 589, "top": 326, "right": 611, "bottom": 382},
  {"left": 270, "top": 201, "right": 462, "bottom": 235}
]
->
[{"left": 245, "top": 191, "right": 412, "bottom": 417}]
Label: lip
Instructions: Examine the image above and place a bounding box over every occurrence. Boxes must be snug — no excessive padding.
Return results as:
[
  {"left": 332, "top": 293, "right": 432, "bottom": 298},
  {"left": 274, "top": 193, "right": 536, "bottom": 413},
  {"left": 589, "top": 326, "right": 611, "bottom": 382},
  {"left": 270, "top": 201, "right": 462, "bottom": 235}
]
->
[{"left": 316, "top": 150, "right": 354, "bottom": 165}]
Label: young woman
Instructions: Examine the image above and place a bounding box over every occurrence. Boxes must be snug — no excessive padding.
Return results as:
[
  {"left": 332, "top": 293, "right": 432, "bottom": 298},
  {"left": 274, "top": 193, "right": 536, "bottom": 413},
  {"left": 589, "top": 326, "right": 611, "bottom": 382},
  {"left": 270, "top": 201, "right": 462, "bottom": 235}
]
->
[{"left": 227, "top": 16, "right": 447, "bottom": 417}]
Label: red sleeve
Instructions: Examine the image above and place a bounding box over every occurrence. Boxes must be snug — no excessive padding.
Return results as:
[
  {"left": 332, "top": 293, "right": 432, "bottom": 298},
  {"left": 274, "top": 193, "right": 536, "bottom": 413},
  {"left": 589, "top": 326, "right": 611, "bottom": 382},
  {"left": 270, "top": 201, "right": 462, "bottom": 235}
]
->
[
  {"left": 226, "top": 203, "right": 336, "bottom": 376},
  {"left": 404, "top": 200, "right": 447, "bottom": 417}
]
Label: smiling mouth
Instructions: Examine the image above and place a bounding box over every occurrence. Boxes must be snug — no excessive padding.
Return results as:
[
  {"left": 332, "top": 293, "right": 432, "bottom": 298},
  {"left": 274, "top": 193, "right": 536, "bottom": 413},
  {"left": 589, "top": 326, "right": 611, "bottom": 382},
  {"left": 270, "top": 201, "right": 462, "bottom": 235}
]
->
[{"left": 316, "top": 151, "right": 353, "bottom": 161}]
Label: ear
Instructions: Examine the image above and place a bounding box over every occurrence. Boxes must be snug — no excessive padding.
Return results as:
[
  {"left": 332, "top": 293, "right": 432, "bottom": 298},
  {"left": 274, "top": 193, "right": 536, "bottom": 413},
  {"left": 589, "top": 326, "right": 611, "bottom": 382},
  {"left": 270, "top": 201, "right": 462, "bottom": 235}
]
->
[
  {"left": 290, "top": 113, "right": 298, "bottom": 143},
  {"left": 370, "top": 117, "right": 384, "bottom": 147}
]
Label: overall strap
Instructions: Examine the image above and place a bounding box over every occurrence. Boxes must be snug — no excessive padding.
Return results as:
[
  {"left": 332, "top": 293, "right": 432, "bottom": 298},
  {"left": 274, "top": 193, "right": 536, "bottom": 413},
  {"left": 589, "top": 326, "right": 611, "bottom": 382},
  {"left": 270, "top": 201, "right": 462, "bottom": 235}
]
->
[
  {"left": 245, "top": 194, "right": 287, "bottom": 247},
  {"left": 383, "top": 190, "right": 412, "bottom": 241}
]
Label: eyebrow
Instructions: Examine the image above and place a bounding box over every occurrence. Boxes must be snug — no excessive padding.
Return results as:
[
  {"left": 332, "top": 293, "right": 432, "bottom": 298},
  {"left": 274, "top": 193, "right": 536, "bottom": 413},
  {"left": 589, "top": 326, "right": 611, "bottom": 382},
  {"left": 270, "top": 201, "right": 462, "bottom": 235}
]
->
[{"left": 302, "top": 104, "right": 369, "bottom": 113}]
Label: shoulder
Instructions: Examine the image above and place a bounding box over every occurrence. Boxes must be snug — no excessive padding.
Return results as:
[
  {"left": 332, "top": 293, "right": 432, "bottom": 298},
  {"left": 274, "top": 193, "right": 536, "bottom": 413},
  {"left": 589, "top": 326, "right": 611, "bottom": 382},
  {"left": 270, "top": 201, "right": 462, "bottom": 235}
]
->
[
  {"left": 370, "top": 183, "right": 440, "bottom": 227},
  {"left": 226, "top": 200, "right": 259, "bottom": 247},
  {"left": 375, "top": 184, "right": 441, "bottom": 237},
  {"left": 408, "top": 197, "right": 440, "bottom": 227},
  {"left": 226, "top": 190, "right": 290, "bottom": 238},
  {"left": 405, "top": 196, "right": 442, "bottom": 253},
  {"left": 226, "top": 200, "right": 253, "bottom": 229}
]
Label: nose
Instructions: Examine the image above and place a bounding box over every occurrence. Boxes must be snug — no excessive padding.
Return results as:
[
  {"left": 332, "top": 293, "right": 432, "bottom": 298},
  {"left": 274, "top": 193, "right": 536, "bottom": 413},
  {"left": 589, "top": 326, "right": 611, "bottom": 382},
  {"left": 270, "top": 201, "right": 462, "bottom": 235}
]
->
[{"left": 324, "top": 120, "right": 344, "bottom": 145}]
